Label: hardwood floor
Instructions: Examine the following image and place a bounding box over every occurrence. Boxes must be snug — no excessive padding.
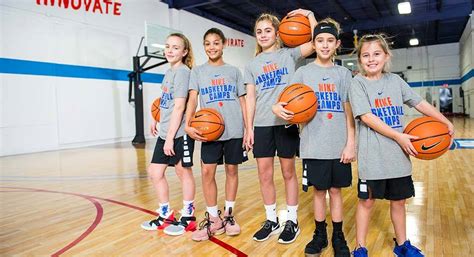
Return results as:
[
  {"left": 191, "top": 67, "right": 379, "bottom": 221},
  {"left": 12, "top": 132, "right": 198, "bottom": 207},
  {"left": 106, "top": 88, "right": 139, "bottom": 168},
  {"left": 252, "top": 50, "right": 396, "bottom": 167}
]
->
[{"left": 1, "top": 117, "right": 472, "bottom": 256}]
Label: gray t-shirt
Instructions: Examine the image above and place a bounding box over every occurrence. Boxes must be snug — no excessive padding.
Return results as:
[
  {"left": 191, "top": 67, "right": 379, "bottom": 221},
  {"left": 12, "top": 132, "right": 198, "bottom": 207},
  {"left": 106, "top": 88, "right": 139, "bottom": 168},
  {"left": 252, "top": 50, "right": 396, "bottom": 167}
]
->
[
  {"left": 349, "top": 73, "right": 423, "bottom": 180},
  {"left": 159, "top": 64, "right": 191, "bottom": 140},
  {"left": 189, "top": 63, "right": 246, "bottom": 141},
  {"left": 291, "top": 63, "right": 352, "bottom": 159},
  {"left": 244, "top": 47, "right": 302, "bottom": 127}
]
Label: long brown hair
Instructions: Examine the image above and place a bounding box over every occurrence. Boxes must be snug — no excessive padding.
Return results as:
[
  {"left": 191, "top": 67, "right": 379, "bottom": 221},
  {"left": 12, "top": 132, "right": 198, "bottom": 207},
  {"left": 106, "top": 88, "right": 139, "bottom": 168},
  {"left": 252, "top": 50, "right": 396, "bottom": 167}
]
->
[
  {"left": 168, "top": 33, "right": 194, "bottom": 69},
  {"left": 253, "top": 13, "right": 282, "bottom": 56}
]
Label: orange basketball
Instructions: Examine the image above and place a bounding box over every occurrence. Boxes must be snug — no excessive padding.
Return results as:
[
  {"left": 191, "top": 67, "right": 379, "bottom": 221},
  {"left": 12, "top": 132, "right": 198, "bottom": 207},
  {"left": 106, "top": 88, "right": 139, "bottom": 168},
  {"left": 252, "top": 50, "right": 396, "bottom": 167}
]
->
[
  {"left": 278, "top": 83, "right": 318, "bottom": 124},
  {"left": 279, "top": 15, "right": 312, "bottom": 47},
  {"left": 151, "top": 97, "right": 161, "bottom": 122},
  {"left": 403, "top": 116, "right": 452, "bottom": 160},
  {"left": 190, "top": 108, "right": 225, "bottom": 141}
]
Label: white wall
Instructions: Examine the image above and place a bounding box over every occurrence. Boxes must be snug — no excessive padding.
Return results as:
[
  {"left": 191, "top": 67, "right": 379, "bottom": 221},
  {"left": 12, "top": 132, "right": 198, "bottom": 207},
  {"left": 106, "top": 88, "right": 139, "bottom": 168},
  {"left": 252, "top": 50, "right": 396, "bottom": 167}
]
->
[
  {"left": 339, "top": 42, "right": 463, "bottom": 116},
  {"left": 0, "top": 0, "right": 256, "bottom": 156},
  {"left": 460, "top": 12, "right": 473, "bottom": 118}
]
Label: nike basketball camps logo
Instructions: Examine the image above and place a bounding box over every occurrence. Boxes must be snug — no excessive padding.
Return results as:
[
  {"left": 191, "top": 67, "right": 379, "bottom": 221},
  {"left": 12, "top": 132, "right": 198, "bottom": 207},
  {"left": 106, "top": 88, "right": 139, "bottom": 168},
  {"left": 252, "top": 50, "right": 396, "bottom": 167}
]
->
[
  {"left": 371, "top": 97, "right": 404, "bottom": 128},
  {"left": 255, "top": 62, "right": 289, "bottom": 90},
  {"left": 200, "top": 77, "right": 237, "bottom": 104}
]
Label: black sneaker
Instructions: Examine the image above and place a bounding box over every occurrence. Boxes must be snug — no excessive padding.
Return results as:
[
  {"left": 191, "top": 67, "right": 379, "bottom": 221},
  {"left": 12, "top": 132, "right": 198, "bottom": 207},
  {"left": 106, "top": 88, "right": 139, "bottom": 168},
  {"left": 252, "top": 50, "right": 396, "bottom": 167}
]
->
[
  {"left": 253, "top": 218, "right": 281, "bottom": 242},
  {"left": 332, "top": 231, "right": 350, "bottom": 257},
  {"left": 304, "top": 229, "right": 328, "bottom": 256},
  {"left": 278, "top": 220, "right": 300, "bottom": 244}
]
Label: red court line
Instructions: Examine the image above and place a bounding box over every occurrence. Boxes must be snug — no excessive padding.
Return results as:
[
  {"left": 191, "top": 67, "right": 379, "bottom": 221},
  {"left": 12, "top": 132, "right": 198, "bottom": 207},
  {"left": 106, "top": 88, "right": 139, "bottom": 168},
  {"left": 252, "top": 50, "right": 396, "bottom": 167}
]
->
[
  {"left": 1, "top": 187, "right": 248, "bottom": 257},
  {"left": 1, "top": 189, "right": 104, "bottom": 257}
]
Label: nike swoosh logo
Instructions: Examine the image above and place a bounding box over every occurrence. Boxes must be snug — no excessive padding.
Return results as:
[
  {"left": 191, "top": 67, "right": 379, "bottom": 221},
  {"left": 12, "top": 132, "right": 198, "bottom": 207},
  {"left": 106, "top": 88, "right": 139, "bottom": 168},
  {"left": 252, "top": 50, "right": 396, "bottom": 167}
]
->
[
  {"left": 377, "top": 91, "right": 383, "bottom": 95},
  {"left": 322, "top": 77, "right": 330, "bottom": 81},
  {"left": 321, "top": 26, "right": 331, "bottom": 29},
  {"left": 214, "top": 74, "right": 220, "bottom": 77},
  {"left": 421, "top": 141, "right": 442, "bottom": 150}
]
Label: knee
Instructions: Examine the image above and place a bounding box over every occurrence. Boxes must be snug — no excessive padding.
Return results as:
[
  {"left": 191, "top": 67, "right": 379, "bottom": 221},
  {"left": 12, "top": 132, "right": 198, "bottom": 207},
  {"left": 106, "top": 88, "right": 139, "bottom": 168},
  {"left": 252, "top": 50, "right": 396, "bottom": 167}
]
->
[
  {"left": 258, "top": 170, "right": 273, "bottom": 183},
  {"left": 314, "top": 189, "right": 327, "bottom": 198},
  {"left": 147, "top": 166, "right": 164, "bottom": 181},
  {"left": 360, "top": 199, "right": 375, "bottom": 209},
  {"left": 282, "top": 170, "right": 296, "bottom": 181},
  {"left": 328, "top": 187, "right": 341, "bottom": 197},
  {"left": 201, "top": 168, "right": 215, "bottom": 182},
  {"left": 390, "top": 199, "right": 406, "bottom": 208}
]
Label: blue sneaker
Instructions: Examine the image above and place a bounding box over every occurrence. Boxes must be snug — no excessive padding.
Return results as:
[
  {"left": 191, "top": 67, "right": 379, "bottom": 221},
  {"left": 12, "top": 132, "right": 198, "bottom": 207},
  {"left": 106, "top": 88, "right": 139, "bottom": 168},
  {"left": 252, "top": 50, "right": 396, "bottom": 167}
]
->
[
  {"left": 393, "top": 240, "right": 424, "bottom": 257},
  {"left": 352, "top": 246, "right": 368, "bottom": 257}
]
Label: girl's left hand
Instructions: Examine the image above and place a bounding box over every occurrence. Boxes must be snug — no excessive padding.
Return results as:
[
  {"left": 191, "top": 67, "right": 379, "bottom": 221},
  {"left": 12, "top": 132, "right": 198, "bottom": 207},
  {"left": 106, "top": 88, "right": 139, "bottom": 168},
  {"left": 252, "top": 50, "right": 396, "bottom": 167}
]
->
[
  {"left": 163, "top": 139, "right": 175, "bottom": 156},
  {"left": 287, "top": 8, "right": 313, "bottom": 17},
  {"left": 340, "top": 145, "right": 356, "bottom": 164}
]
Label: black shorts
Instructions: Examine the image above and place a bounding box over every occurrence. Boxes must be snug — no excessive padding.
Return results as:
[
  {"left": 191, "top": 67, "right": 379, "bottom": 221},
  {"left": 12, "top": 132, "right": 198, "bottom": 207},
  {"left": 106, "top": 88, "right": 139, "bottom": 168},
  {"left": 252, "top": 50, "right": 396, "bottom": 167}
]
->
[
  {"left": 151, "top": 135, "right": 194, "bottom": 167},
  {"left": 253, "top": 125, "right": 299, "bottom": 158},
  {"left": 201, "top": 138, "right": 248, "bottom": 165},
  {"left": 357, "top": 176, "right": 415, "bottom": 200},
  {"left": 302, "top": 159, "right": 352, "bottom": 192}
]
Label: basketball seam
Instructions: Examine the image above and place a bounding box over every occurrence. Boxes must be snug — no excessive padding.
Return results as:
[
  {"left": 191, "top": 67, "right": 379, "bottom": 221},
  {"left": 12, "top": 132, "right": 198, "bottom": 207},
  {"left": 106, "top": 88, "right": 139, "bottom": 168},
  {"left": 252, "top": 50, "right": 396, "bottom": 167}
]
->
[
  {"left": 280, "top": 20, "right": 311, "bottom": 29},
  {"left": 404, "top": 120, "right": 443, "bottom": 134},
  {"left": 286, "top": 90, "right": 315, "bottom": 104},
  {"left": 293, "top": 100, "right": 317, "bottom": 115},
  {"left": 279, "top": 31, "right": 311, "bottom": 36},
  {"left": 410, "top": 133, "right": 450, "bottom": 142}
]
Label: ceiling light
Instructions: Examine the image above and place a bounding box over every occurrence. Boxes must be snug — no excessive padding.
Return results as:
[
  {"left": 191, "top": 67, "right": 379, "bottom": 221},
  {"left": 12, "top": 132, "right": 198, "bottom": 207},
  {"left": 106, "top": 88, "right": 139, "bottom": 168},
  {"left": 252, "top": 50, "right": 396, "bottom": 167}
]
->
[
  {"left": 398, "top": 2, "right": 411, "bottom": 14},
  {"left": 347, "top": 62, "right": 354, "bottom": 66},
  {"left": 409, "top": 38, "right": 419, "bottom": 46}
]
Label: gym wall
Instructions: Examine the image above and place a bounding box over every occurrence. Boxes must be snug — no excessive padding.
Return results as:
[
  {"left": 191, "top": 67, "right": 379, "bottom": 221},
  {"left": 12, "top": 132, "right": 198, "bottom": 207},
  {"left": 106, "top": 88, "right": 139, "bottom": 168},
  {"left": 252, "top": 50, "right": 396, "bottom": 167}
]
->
[{"left": 0, "top": 0, "right": 256, "bottom": 156}]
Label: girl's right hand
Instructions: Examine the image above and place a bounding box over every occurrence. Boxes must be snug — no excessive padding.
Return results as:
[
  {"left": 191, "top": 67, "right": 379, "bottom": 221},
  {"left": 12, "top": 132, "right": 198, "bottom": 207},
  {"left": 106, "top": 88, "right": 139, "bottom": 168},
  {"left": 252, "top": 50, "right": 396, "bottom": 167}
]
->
[
  {"left": 185, "top": 126, "right": 207, "bottom": 142},
  {"left": 272, "top": 102, "right": 294, "bottom": 121},
  {"left": 394, "top": 132, "right": 419, "bottom": 157},
  {"left": 150, "top": 121, "right": 158, "bottom": 137},
  {"left": 245, "top": 129, "right": 254, "bottom": 151}
]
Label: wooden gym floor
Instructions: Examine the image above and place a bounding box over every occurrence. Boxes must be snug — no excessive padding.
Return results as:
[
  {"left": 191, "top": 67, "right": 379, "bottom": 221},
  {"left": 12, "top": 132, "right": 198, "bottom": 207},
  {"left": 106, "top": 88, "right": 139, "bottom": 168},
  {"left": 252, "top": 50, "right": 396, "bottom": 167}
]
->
[{"left": 0, "top": 117, "right": 472, "bottom": 257}]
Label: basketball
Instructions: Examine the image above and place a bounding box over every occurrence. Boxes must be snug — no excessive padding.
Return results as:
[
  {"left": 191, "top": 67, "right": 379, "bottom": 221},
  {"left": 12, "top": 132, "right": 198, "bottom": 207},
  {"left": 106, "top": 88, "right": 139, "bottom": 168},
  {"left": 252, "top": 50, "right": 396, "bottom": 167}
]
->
[
  {"left": 151, "top": 97, "right": 161, "bottom": 122},
  {"left": 190, "top": 108, "right": 225, "bottom": 141},
  {"left": 404, "top": 116, "right": 452, "bottom": 160},
  {"left": 278, "top": 14, "right": 312, "bottom": 47},
  {"left": 278, "top": 83, "right": 318, "bottom": 124}
]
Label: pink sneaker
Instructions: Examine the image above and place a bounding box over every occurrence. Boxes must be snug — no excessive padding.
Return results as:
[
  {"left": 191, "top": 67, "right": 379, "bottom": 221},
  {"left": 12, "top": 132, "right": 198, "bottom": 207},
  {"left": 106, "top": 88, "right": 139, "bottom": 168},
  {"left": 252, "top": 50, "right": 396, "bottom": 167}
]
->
[
  {"left": 223, "top": 207, "right": 240, "bottom": 236},
  {"left": 192, "top": 211, "right": 225, "bottom": 241}
]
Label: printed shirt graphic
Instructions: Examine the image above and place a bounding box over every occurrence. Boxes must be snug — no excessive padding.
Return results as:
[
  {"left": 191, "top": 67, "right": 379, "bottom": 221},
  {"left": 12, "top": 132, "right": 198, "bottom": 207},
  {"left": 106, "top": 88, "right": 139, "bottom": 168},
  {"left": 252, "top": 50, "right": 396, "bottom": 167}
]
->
[
  {"left": 291, "top": 63, "right": 352, "bottom": 159},
  {"left": 189, "top": 63, "right": 246, "bottom": 141},
  {"left": 349, "top": 73, "right": 423, "bottom": 180},
  {"left": 244, "top": 47, "right": 302, "bottom": 127},
  {"left": 159, "top": 64, "right": 191, "bottom": 140}
]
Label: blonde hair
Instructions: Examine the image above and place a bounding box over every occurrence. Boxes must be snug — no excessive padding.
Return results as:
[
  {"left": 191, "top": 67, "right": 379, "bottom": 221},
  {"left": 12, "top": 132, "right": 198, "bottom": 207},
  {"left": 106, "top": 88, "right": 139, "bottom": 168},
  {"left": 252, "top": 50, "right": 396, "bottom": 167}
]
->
[
  {"left": 254, "top": 13, "right": 282, "bottom": 56},
  {"left": 314, "top": 17, "right": 342, "bottom": 58},
  {"left": 168, "top": 33, "right": 194, "bottom": 69},
  {"left": 354, "top": 34, "right": 393, "bottom": 75}
]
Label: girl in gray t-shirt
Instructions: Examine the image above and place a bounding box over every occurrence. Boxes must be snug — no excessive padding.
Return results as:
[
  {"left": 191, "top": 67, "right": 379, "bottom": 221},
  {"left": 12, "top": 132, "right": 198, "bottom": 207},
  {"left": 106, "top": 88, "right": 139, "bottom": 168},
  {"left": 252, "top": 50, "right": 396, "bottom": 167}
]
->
[
  {"left": 243, "top": 10, "right": 317, "bottom": 244},
  {"left": 276, "top": 18, "right": 355, "bottom": 256},
  {"left": 350, "top": 34, "right": 454, "bottom": 257},
  {"left": 184, "top": 28, "right": 248, "bottom": 241},
  {"left": 141, "top": 33, "right": 197, "bottom": 236}
]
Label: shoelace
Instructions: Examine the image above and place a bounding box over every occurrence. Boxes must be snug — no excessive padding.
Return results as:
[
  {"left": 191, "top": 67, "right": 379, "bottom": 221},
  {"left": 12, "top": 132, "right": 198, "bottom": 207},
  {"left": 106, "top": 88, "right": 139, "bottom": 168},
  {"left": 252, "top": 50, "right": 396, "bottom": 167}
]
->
[
  {"left": 282, "top": 221, "right": 294, "bottom": 233},
  {"left": 198, "top": 212, "right": 213, "bottom": 237},
  {"left": 223, "top": 215, "right": 235, "bottom": 226},
  {"left": 261, "top": 220, "right": 273, "bottom": 229}
]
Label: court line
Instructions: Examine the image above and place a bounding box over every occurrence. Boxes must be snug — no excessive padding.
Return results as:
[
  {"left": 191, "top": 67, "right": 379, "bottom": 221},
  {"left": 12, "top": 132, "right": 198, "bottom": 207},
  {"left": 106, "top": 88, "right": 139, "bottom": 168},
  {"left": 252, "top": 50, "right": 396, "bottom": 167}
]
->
[
  {"left": 1, "top": 188, "right": 104, "bottom": 257},
  {"left": 0, "top": 186, "right": 248, "bottom": 257}
]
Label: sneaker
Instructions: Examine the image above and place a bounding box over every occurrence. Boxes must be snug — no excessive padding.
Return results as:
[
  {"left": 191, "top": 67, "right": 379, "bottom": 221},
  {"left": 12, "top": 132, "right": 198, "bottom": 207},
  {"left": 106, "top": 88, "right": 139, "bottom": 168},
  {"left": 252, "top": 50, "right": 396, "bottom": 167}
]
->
[
  {"left": 253, "top": 218, "right": 281, "bottom": 242},
  {"left": 223, "top": 207, "right": 240, "bottom": 236},
  {"left": 278, "top": 220, "right": 300, "bottom": 244},
  {"left": 163, "top": 215, "right": 197, "bottom": 236},
  {"left": 304, "top": 228, "right": 328, "bottom": 256},
  {"left": 393, "top": 239, "right": 424, "bottom": 257},
  {"left": 332, "top": 231, "right": 350, "bottom": 257},
  {"left": 191, "top": 211, "right": 225, "bottom": 241},
  {"left": 352, "top": 246, "right": 368, "bottom": 257},
  {"left": 140, "top": 210, "right": 175, "bottom": 231}
]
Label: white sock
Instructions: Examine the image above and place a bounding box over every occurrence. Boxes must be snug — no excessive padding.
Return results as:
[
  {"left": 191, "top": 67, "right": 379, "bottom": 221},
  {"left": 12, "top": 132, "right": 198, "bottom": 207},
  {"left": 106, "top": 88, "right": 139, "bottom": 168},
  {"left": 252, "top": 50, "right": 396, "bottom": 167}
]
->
[
  {"left": 182, "top": 200, "right": 194, "bottom": 217},
  {"left": 287, "top": 205, "right": 298, "bottom": 223},
  {"left": 207, "top": 205, "right": 219, "bottom": 217},
  {"left": 158, "top": 202, "right": 171, "bottom": 218},
  {"left": 225, "top": 200, "right": 235, "bottom": 212},
  {"left": 264, "top": 203, "right": 277, "bottom": 223}
]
